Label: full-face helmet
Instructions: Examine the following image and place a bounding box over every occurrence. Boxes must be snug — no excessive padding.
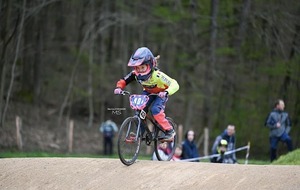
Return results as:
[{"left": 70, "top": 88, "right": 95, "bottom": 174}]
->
[{"left": 128, "top": 47, "right": 157, "bottom": 81}]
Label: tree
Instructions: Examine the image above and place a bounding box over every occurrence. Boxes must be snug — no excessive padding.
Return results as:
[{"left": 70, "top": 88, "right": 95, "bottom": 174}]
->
[{"left": 2, "top": 0, "right": 26, "bottom": 127}]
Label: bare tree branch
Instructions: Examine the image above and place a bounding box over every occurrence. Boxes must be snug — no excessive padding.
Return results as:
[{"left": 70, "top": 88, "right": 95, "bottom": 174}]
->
[
  {"left": 87, "top": 0, "right": 95, "bottom": 128},
  {"left": 57, "top": 11, "right": 119, "bottom": 127},
  {"left": 1, "top": 0, "right": 26, "bottom": 127}
]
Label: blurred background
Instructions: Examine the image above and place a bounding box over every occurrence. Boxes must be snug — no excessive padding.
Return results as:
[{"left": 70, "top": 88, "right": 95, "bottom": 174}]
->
[{"left": 0, "top": 0, "right": 299, "bottom": 160}]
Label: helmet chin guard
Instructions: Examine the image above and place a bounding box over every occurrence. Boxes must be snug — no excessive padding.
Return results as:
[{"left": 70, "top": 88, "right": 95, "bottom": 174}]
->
[{"left": 136, "top": 71, "right": 152, "bottom": 81}]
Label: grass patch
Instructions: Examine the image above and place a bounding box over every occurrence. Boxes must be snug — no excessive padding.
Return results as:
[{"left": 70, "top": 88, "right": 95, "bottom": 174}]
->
[
  {"left": 238, "top": 159, "right": 270, "bottom": 165},
  {"left": 272, "top": 149, "right": 300, "bottom": 165},
  {"left": 0, "top": 151, "right": 153, "bottom": 160},
  {"left": 0, "top": 151, "right": 115, "bottom": 159},
  {"left": 0, "top": 151, "right": 285, "bottom": 165}
]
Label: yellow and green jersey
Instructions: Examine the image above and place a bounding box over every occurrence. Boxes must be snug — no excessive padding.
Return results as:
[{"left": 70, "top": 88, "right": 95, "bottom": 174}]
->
[{"left": 116, "top": 69, "right": 179, "bottom": 95}]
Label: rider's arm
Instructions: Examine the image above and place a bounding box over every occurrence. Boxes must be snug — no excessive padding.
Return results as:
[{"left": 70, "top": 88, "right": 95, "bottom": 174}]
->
[
  {"left": 157, "top": 71, "right": 179, "bottom": 95},
  {"left": 116, "top": 71, "right": 136, "bottom": 89}
]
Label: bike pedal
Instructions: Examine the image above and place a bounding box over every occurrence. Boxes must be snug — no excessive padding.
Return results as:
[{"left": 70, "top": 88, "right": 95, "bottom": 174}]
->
[{"left": 125, "top": 136, "right": 136, "bottom": 144}]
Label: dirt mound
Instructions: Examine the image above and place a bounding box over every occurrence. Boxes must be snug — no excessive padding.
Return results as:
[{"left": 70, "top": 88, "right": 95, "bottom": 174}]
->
[{"left": 0, "top": 158, "right": 299, "bottom": 190}]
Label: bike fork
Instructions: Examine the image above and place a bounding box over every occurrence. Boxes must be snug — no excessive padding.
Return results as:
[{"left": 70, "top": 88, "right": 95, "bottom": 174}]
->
[{"left": 125, "top": 116, "right": 142, "bottom": 142}]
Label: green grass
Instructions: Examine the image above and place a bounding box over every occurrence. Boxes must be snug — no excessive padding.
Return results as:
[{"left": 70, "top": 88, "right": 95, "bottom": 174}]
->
[
  {"left": 0, "top": 151, "right": 153, "bottom": 160},
  {"left": 272, "top": 149, "right": 300, "bottom": 165},
  {"left": 0, "top": 151, "right": 269, "bottom": 164},
  {"left": 237, "top": 159, "right": 270, "bottom": 165},
  {"left": 2, "top": 151, "right": 299, "bottom": 166},
  {"left": 0, "top": 151, "right": 115, "bottom": 159}
]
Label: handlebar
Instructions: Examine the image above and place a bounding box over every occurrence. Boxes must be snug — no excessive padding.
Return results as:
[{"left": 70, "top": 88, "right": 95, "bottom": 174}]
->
[
  {"left": 120, "top": 91, "right": 131, "bottom": 95},
  {"left": 118, "top": 91, "right": 158, "bottom": 96}
]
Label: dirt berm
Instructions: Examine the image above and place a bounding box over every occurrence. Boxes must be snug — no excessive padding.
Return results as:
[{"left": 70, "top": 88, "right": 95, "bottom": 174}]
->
[{"left": 0, "top": 158, "right": 299, "bottom": 190}]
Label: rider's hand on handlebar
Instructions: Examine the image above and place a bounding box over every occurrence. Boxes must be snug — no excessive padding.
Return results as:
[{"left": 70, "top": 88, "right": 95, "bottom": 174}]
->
[
  {"left": 158, "top": 91, "right": 168, "bottom": 98},
  {"left": 114, "top": 88, "right": 123, "bottom": 95}
]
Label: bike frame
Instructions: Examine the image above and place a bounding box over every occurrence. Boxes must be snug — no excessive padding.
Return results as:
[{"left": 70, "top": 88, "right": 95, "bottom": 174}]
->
[
  {"left": 127, "top": 107, "right": 165, "bottom": 143},
  {"left": 132, "top": 94, "right": 167, "bottom": 143},
  {"left": 117, "top": 91, "right": 176, "bottom": 165}
]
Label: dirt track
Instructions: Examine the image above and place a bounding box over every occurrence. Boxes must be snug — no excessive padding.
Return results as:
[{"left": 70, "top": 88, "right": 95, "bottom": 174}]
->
[{"left": 0, "top": 158, "right": 299, "bottom": 190}]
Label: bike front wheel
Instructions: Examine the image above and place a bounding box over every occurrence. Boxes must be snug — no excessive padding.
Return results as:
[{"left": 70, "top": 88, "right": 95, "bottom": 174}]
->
[
  {"left": 154, "top": 117, "right": 177, "bottom": 161},
  {"left": 117, "top": 116, "right": 141, "bottom": 166}
]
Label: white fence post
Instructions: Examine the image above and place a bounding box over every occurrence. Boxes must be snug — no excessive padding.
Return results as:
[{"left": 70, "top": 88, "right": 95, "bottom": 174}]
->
[
  {"left": 204, "top": 127, "right": 209, "bottom": 156},
  {"left": 68, "top": 120, "right": 74, "bottom": 153},
  {"left": 16, "top": 116, "right": 23, "bottom": 151},
  {"left": 178, "top": 124, "right": 183, "bottom": 144},
  {"left": 245, "top": 142, "right": 251, "bottom": 164}
]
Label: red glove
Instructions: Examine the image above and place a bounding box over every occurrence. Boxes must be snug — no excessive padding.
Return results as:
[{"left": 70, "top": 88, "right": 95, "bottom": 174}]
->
[
  {"left": 114, "top": 88, "right": 123, "bottom": 95},
  {"left": 158, "top": 91, "right": 168, "bottom": 98}
]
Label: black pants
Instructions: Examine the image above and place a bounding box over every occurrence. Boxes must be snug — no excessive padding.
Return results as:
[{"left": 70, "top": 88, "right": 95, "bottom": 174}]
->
[
  {"left": 270, "top": 133, "right": 293, "bottom": 162},
  {"left": 103, "top": 137, "right": 113, "bottom": 155}
]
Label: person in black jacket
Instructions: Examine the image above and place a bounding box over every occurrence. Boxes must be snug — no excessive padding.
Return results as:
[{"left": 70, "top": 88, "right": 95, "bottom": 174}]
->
[
  {"left": 265, "top": 99, "right": 293, "bottom": 162},
  {"left": 181, "top": 130, "right": 200, "bottom": 162},
  {"left": 211, "top": 125, "right": 237, "bottom": 164}
]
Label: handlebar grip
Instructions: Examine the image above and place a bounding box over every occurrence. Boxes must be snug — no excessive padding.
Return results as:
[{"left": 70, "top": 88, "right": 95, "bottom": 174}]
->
[{"left": 121, "top": 91, "right": 130, "bottom": 95}]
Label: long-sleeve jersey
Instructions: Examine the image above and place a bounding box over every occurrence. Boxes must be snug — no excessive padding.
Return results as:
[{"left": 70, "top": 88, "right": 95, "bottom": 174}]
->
[{"left": 116, "top": 69, "right": 179, "bottom": 95}]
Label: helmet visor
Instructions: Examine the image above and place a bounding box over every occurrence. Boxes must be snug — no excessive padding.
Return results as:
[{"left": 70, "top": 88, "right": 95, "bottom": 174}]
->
[{"left": 128, "top": 57, "right": 145, "bottom": 67}]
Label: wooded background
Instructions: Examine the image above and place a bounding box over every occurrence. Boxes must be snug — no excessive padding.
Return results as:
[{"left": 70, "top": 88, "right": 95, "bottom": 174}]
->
[{"left": 1, "top": 0, "right": 299, "bottom": 159}]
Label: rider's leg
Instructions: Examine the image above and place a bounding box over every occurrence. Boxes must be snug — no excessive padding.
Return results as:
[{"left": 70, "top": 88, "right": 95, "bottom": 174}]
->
[
  {"left": 153, "top": 110, "right": 172, "bottom": 130},
  {"left": 139, "top": 91, "right": 156, "bottom": 137},
  {"left": 151, "top": 96, "right": 175, "bottom": 140},
  {"left": 150, "top": 96, "right": 171, "bottom": 130}
]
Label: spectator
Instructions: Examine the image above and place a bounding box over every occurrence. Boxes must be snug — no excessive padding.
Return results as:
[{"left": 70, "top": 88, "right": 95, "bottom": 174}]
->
[
  {"left": 171, "top": 145, "right": 183, "bottom": 161},
  {"left": 265, "top": 99, "right": 293, "bottom": 162},
  {"left": 99, "top": 119, "right": 118, "bottom": 155},
  {"left": 210, "top": 139, "right": 228, "bottom": 163},
  {"left": 211, "top": 125, "right": 237, "bottom": 164},
  {"left": 181, "top": 130, "right": 200, "bottom": 162},
  {"left": 152, "top": 142, "right": 170, "bottom": 161}
]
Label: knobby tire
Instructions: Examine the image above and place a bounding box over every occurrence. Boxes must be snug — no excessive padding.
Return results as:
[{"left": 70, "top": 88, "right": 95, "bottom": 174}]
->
[
  {"left": 117, "top": 117, "right": 141, "bottom": 166},
  {"left": 154, "top": 117, "right": 177, "bottom": 161}
]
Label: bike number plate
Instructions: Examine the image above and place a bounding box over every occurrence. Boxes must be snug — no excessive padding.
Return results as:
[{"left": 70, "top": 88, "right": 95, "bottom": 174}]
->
[{"left": 129, "top": 95, "right": 149, "bottom": 110}]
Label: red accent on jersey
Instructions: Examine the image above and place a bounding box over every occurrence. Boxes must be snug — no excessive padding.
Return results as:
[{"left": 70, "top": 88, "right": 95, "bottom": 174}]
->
[{"left": 143, "top": 84, "right": 168, "bottom": 94}]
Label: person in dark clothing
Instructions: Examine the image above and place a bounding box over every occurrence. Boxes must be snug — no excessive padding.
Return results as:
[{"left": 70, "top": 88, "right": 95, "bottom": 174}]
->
[
  {"left": 211, "top": 125, "right": 237, "bottom": 164},
  {"left": 181, "top": 130, "right": 200, "bottom": 162},
  {"left": 99, "top": 119, "right": 118, "bottom": 155},
  {"left": 210, "top": 139, "right": 228, "bottom": 163},
  {"left": 265, "top": 99, "right": 293, "bottom": 162}
]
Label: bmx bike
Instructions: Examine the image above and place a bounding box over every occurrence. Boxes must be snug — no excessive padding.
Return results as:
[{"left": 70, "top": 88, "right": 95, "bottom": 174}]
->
[{"left": 116, "top": 91, "right": 177, "bottom": 166}]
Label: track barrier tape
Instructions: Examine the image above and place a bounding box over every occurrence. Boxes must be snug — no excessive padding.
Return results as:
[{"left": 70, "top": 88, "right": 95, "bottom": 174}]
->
[{"left": 178, "top": 142, "right": 251, "bottom": 163}]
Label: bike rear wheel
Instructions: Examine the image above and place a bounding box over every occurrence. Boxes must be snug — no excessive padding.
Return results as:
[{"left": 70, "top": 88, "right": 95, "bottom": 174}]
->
[
  {"left": 154, "top": 117, "right": 177, "bottom": 161},
  {"left": 117, "top": 117, "right": 141, "bottom": 166}
]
